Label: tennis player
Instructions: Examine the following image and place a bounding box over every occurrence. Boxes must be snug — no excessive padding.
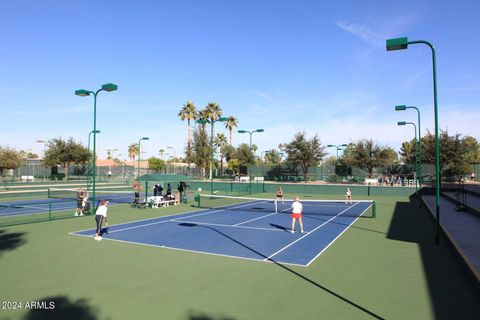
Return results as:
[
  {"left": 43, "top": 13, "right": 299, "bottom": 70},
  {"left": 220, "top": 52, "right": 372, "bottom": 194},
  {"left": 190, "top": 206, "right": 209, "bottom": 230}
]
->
[
  {"left": 345, "top": 188, "right": 352, "bottom": 204},
  {"left": 276, "top": 187, "right": 285, "bottom": 204},
  {"left": 75, "top": 188, "right": 85, "bottom": 216},
  {"left": 94, "top": 200, "right": 109, "bottom": 241},
  {"left": 291, "top": 196, "right": 304, "bottom": 234}
]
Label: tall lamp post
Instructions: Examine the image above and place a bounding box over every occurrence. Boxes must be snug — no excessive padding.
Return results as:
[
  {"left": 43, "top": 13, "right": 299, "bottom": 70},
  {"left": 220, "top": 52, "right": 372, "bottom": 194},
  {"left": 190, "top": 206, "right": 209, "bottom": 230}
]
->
[
  {"left": 76, "top": 83, "right": 117, "bottom": 213},
  {"left": 395, "top": 105, "right": 423, "bottom": 201},
  {"left": 387, "top": 37, "right": 441, "bottom": 244},
  {"left": 327, "top": 144, "right": 348, "bottom": 164},
  {"left": 238, "top": 129, "right": 264, "bottom": 194},
  {"left": 137, "top": 137, "right": 149, "bottom": 179},
  {"left": 197, "top": 117, "right": 229, "bottom": 195},
  {"left": 167, "top": 146, "right": 176, "bottom": 173},
  {"left": 397, "top": 121, "right": 419, "bottom": 196},
  {"left": 36, "top": 140, "right": 47, "bottom": 181},
  {"left": 87, "top": 130, "right": 101, "bottom": 183}
]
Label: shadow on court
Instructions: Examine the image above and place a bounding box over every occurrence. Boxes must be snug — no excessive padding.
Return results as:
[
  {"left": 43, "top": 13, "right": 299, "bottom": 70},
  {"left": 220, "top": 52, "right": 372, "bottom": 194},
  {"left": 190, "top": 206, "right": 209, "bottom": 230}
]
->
[
  {"left": 387, "top": 195, "right": 480, "bottom": 319},
  {"left": 179, "top": 223, "right": 385, "bottom": 320},
  {"left": 0, "top": 230, "right": 27, "bottom": 255},
  {"left": 22, "top": 295, "right": 99, "bottom": 320},
  {"left": 187, "top": 311, "right": 236, "bottom": 320}
]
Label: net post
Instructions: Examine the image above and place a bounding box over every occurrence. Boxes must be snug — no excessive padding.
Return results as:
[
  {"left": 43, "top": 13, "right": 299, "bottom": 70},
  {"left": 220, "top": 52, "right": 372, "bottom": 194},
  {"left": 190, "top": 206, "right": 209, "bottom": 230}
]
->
[
  {"left": 372, "top": 201, "right": 376, "bottom": 218},
  {"left": 145, "top": 181, "right": 148, "bottom": 204},
  {"left": 48, "top": 202, "right": 52, "bottom": 220},
  {"left": 47, "top": 187, "right": 51, "bottom": 198}
]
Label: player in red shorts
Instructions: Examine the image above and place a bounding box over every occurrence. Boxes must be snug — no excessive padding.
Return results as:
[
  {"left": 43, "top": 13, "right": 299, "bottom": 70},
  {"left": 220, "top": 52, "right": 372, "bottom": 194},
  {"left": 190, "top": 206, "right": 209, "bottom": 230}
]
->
[
  {"left": 290, "top": 196, "right": 304, "bottom": 234},
  {"left": 276, "top": 186, "right": 284, "bottom": 204}
]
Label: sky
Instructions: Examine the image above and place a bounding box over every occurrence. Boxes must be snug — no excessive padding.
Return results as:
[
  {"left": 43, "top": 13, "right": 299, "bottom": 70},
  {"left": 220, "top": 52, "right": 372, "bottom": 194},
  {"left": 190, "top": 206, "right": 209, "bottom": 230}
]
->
[{"left": 1, "top": 0, "right": 479, "bottom": 160}]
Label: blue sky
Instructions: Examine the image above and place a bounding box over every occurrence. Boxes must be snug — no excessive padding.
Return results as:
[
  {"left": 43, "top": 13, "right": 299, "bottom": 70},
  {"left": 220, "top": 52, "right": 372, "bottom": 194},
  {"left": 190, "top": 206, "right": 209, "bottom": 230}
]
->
[{"left": 1, "top": 0, "right": 479, "bottom": 160}]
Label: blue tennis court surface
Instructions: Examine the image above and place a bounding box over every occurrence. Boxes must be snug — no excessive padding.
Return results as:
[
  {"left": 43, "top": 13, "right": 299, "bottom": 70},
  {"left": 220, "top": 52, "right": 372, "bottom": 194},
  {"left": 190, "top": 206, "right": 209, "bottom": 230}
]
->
[{"left": 72, "top": 199, "right": 373, "bottom": 266}]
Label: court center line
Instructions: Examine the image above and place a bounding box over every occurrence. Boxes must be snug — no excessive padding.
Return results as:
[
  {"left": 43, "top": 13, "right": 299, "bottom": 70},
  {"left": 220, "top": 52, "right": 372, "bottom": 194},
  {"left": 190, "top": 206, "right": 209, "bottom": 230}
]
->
[{"left": 264, "top": 202, "right": 360, "bottom": 261}]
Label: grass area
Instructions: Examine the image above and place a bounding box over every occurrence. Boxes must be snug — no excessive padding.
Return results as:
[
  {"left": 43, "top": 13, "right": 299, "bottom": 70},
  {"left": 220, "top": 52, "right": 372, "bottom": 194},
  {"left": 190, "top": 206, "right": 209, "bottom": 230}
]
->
[{"left": 0, "top": 194, "right": 479, "bottom": 320}]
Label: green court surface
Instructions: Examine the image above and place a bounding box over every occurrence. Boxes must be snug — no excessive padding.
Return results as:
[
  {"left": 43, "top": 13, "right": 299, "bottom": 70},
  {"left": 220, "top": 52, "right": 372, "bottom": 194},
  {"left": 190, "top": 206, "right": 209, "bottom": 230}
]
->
[{"left": 0, "top": 195, "right": 479, "bottom": 320}]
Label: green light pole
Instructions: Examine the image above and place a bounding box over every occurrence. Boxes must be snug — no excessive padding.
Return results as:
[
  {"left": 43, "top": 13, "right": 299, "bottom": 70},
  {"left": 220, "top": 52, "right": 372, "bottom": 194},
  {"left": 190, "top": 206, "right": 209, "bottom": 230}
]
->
[
  {"left": 238, "top": 129, "right": 264, "bottom": 194},
  {"left": 76, "top": 83, "right": 117, "bottom": 212},
  {"left": 387, "top": 37, "right": 441, "bottom": 244},
  {"left": 137, "top": 137, "right": 149, "bottom": 179},
  {"left": 327, "top": 144, "right": 348, "bottom": 164},
  {"left": 395, "top": 105, "right": 422, "bottom": 189},
  {"left": 36, "top": 140, "right": 47, "bottom": 181},
  {"left": 87, "top": 130, "right": 101, "bottom": 183},
  {"left": 397, "top": 121, "right": 418, "bottom": 196},
  {"left": 197, "top": 117, "right": 229, "bottom": 195}
]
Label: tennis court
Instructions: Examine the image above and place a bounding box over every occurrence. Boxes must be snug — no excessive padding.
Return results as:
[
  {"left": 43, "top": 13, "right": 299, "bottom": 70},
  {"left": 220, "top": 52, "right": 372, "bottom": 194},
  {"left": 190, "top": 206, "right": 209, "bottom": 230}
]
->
[{"left": 72, "top": 196, "right": 374, "bottom": 266}]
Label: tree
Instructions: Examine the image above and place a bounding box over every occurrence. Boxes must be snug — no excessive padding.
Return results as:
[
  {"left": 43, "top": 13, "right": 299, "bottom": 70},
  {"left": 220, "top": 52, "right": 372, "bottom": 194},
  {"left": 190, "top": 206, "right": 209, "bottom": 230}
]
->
[
  {"left": 264, "top": 149, "right": 282, "bottom": 165},
  {"left": 282, "top": 132, "right": 327, "bottom": 181},
  {"left": 128, "top": 143, "right": 139, "bottom": 162},
  {"left": 43, "top": 138, "right": 89, "bottom": 180},
  {"left": 236, "top": 143, "right": 253, "bottom": 169},
  {"left": 215, "top": 133, "right": 228, "bottom": 175},
  {"left": 421, "top": 130, "right": 476, "bottom": 179},
  {"left": 178, "top": 100, "right": 198, "bottom": 146},
  {"left": 0, "top": 146, "right": 23, "bottom": 178},
  {"left": 224, "top": 116, "right": 239, "bottom": 145},
  {"left": 148, "top": 157, "right": 166, "bottom": 173},
  {"left": 192, "top": 125, "right": 211, "bottom": 178},
  {"left": 199, "top": 102, "right": 223, "bottom": 178},
  {"left": 341, "top": 139, "right": 398, "bottom": 178}
]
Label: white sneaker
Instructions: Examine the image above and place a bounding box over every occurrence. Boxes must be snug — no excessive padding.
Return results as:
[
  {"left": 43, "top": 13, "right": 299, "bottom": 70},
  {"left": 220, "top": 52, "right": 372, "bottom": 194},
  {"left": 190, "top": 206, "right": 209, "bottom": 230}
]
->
[
  {"left": 74, "top": 213, "right": 78, "bottom": 216},
  {"left": 79, "top": 213, "right": 84, "bottom": 216},
  {"left": 291, "top": 230, "right": 294, "bottom": 234},
  {"left": 94, "top": 236, "right": 102, "bottom": 241}
]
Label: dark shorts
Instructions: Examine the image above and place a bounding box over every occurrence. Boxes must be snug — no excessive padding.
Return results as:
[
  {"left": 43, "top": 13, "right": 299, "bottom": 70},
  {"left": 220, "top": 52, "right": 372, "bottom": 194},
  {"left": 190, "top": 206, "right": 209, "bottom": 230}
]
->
[{"left": 77, "top": 199, "right": 83, "bottom": 209}]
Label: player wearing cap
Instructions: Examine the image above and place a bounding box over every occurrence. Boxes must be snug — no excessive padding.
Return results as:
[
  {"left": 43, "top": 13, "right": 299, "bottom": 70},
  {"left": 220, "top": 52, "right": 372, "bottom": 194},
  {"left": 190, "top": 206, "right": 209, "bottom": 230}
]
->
[{"left": 291, "top": 196, "right": 304, "bottom": 234}]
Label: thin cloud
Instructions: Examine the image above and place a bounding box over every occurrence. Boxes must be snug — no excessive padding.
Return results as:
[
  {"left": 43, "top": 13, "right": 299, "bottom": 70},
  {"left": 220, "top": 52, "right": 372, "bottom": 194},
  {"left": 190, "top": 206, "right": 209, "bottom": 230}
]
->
[{"left": 335, "top": 21, "right": 383, "bottom": 46}]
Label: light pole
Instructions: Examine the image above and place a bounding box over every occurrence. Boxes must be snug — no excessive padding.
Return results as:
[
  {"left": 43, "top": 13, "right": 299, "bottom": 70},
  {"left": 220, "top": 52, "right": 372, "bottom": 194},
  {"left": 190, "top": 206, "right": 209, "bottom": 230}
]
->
[
  {"left": 137, "top": 137, "right": 149, "bottom": 179},
  {"left": 87, "top": 130, "right": 101, "bottom": 183},
  {"left": 387, "top": 37, "right": 441, "bottom": 244},
  {"left": 76, "top": 83, "right": 117, "bottom": 213},
  {"left": 397, "top": 121, "right": 418, "bottom": 196},
  {"left": 36, "top": 140, "right": 47, "bottom": 181},
  {"left": 197, "top": 117, "right": 229, "bottom": 195},
  {"left": 238, "top": 129, "right": 264, "bottom": 193},
  {"left": 167, "top": 146, "right": 176, "bottom": 174},
  {"left": 327, "top": 144, "right": 348, "bottom": 164}
]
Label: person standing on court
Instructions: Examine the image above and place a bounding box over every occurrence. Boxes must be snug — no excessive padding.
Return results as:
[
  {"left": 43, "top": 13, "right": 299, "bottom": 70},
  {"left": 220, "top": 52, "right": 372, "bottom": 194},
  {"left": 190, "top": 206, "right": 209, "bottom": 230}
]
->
[
  {"left": 345, "top": 188, "right": 352, "bottom": 204},
  {"left": 94, "top": 200, "right": 109, "bottom": 241},
  {"left": 75, "top": 188, "right": 85, "bottom": 216},
  {"left": 291, "top": 196, "right": 304, "bottom": 234},
  {"left": 276, "top": 186, "right": 284, "bottom": 204}
]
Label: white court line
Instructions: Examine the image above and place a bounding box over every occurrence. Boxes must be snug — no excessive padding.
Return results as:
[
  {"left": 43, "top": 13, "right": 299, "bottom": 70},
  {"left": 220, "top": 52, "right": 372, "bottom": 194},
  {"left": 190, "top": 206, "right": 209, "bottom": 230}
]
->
[
  {"left": 74, "top": 198, "right": 266, "bottom": 235},
  {"left": 72, "top": 233, "right": 308, "bottom": 267},
  {"left": 305, "top": 203, "right": 372, "bottom": 267},
  {"left": 264, "top": 202, "right": 360, "bottom": 261}
]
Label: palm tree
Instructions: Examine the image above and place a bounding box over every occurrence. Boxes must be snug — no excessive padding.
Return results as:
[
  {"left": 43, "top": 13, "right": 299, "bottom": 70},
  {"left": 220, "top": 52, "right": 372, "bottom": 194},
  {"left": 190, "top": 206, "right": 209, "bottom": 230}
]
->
[
  {"left": 215, "top": 133, "right": 228, "bottom": 175},
  {"left": 128, "top": 143, "right": 139, "bottom": 168},
  {"left": 200, "top": 102, "right": 223, "bottom": 178},
  {"left": 224, "top": 116, "right": 238, "bottom": 145},
  {"left": 178, "top": 100, "right": 198, "bottom": 146}
]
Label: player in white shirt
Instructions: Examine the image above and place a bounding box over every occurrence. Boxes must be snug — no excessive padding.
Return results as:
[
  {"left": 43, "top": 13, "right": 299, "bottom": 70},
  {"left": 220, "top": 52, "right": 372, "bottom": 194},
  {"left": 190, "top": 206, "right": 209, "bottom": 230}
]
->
[
  {"left": 345, "top": 188, "right": 352, "bottom": 204},
  {"left": 94, "top": 200, "right": 109, "bottom": 241},
  {"left": 290, "top": 196, "right": 304, "bottom": 234}
]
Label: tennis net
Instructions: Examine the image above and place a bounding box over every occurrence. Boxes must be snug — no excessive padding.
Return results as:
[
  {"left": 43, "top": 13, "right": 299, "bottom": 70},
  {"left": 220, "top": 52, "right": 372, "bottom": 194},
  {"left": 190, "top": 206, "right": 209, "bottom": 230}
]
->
[
  {"left": 197, "top": 194, "right": 376, "bottom": 218},
  {"left": 48, "top": 186, "right": 136, "bottom": 204}
]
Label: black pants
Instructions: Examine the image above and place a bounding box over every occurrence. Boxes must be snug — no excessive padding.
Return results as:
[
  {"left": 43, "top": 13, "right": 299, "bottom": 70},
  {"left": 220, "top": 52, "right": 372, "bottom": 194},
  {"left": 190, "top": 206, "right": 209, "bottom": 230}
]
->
[{"left": 95, "top": 215, "right": 104, "bottom": 235}]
